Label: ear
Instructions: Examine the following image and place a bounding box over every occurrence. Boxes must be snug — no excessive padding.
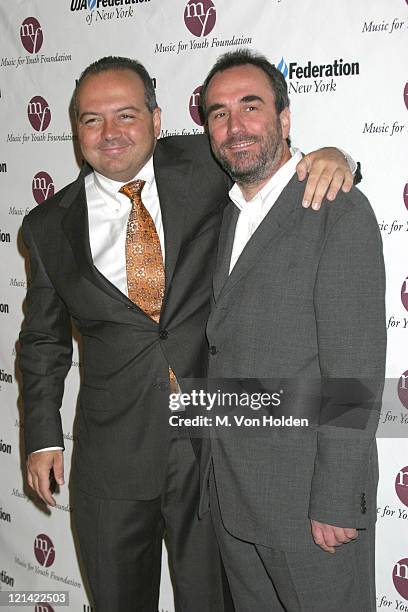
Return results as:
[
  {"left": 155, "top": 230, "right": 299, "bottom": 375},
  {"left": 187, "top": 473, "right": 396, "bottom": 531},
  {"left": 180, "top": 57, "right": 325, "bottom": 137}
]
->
[
  {"left": 279, "top": 107, "right": 291, "bottom": 140},
  {"left": 152, "top": 107, "right": 161, "bottom": 138}
]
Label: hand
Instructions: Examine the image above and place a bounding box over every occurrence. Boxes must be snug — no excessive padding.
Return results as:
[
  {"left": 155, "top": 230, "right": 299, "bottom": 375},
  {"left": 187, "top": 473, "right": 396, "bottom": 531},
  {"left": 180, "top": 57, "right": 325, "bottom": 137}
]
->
[
  {"left": 27, "top": 450, "right": 64, "bottom": 507},
  {"left": 310, "top": 519, "right": 358, "bottom": 554},
  {"left": 296, "top": 147, "right": 354, "bottom": 210}
]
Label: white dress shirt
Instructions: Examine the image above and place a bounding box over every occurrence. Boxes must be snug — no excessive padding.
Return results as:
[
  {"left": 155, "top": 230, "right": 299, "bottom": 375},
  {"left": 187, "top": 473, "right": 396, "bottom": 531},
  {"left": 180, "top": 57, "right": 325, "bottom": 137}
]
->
[
  {"left": 229, "top": 148, "right": 302, "bottom": 274},
  {"left": 35, "top": 157, "right": 164, "bottom": 453}
]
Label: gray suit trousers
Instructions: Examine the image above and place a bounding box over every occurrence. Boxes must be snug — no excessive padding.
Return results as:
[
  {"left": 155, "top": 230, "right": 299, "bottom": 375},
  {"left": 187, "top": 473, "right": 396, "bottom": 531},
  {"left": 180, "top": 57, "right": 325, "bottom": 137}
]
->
[{"left": 209, "top": 466, "right": 376, "bottom": 612}]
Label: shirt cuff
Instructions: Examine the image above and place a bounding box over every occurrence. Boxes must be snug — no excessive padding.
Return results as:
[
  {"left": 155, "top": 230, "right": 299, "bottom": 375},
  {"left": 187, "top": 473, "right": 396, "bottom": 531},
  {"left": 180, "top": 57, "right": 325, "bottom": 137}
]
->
[
  {"left": 31, "top": 447, "right": 63, "bottom": 453},
  {"left": 338, "top": 148, "right": 357, "bottom": 175}
]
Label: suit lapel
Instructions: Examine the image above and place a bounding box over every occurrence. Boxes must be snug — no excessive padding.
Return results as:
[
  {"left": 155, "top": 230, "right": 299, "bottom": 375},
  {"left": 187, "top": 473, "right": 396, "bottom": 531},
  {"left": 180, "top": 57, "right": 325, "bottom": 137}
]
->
[
  {"left": 60, "top": 166, "right": 137, "bottom": 309},
  {"left": 153, "top": 140, "right": 192, "bottom": 295},
  {"left": 212, "top": 202, "right": 239, "bottom": 301},
  {"left": 216, "top": 174, "right": 305, "bottom": 304}
]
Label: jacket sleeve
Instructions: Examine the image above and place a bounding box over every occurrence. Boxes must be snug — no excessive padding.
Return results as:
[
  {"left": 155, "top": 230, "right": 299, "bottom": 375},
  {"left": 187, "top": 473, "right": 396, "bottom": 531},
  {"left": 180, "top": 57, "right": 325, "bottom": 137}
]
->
[
  {"left": 309, "top": 195, "right": 386, "bottom": 527},
  {"left": 19, "top": 216, "right": 73, "bottom": 456}
]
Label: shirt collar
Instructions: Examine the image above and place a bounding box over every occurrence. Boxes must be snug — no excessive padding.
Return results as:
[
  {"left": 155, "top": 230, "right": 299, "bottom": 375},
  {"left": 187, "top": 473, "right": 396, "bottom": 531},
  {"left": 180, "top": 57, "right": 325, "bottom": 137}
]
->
[
  {"left": 229, "top": 147, "right": 302, "bottom": 211},
  {"left": 93, "top": 156, "right": 156, "bottom": 211}
]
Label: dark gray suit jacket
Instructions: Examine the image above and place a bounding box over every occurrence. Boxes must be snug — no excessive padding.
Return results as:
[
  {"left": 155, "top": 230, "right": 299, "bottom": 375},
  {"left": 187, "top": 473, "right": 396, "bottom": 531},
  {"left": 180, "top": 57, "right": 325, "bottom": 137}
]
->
[
  {"left": 19, "top": 134, "right": 229, "bottom": 500},
  {"left": 201, "top": 175, "right": 386, "bottom": 551}
]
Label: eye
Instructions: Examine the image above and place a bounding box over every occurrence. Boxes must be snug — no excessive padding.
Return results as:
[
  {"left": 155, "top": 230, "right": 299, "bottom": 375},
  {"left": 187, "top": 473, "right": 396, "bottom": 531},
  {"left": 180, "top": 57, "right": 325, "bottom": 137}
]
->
[
  {"left": 212, "top": 111, "right": 226, "bottom": 120},
  {"left": 245, "top": 105, "right": 258, "bottom": 112},
  {"left": 81, "top": 116, "right": 101, "bottom": 126},
  {"left": 118, "top": 113, "right": 135, "bottom": 121}
]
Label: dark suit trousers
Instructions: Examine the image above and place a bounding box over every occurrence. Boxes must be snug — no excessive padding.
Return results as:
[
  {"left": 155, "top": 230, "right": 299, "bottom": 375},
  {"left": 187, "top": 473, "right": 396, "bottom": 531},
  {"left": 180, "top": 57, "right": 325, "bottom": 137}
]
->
[
  {"left": 72, "top": 435, "right": 230, "bottom": 612},
  {"left": 209, "top": 466, "right": 376, "bottom": 612}
]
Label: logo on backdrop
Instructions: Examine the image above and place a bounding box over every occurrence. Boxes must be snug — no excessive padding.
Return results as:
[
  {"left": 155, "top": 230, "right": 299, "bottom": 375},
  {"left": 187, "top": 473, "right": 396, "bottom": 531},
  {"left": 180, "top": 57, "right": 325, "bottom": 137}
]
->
[
  {"left": 0, "top": 369, "right": 13, "bottom": 383},
  {"left": 0, "top": 162, "right": 7, "bottom": 173},
  {"left": 34, "top": 534, "right": 55, "bottom": 567},
  {"left": 189, "top": 86, "right": 203, "bottom": 126},
  {"left": 70, "top": 0, "right": 97, "bottom": 9},
  {"left": 404, "top": 82, "right": 408, "bottom": 111},
  {"left": 27, "top": 97, "right": 51, "bottom": 132},
  {"left": 404, "top": 183, "right": 408, "bottom": 211},
  {"left": 276, "top": 56, "right": 359, "bottom": 95},
  {"left": 32, "top": 172, "right": 55, "bottom": 204},
  {"left": 70, "top": 0, "right": 149, "bottom": 26},
  {"left": 277, "top": 57, "right": 289, "bottom": 79},
  {"left": 398, "top": 371, "right": 408, "bottom": 410},
  {"left": 393, "top": 558, "right": 408, "bottom": 600},
  {"left": 35, "top": 605, "right": 54, "bottom": 612},
  {"left": 0, "top": 229, "right": 11, "bottom": 244},
  {"left": 155, "top": 0, "right": 250, "bottom": 55},
  {"left": 0, "top": 303, "right": 9, "bottom": 314},
  {"left": 0, "top": 439, "right": 12, "bottom": 454},
  {"left": 0, "top": 570, "right": 14, "bottom": 587},
  {"left": 401, "top": 278, "right": 408, "bottom": 311},
  {"left": 396, "top": 466, "right": 408, "bottom": 507},
  {"left": 0, "top": 506, "right": 11, "bottom": 523},
  {"left": 184, "top": 0, "right": 216, "bottom": 37},
  {"left": 20, "top": 18, "right": 43, "bottom": 54}
]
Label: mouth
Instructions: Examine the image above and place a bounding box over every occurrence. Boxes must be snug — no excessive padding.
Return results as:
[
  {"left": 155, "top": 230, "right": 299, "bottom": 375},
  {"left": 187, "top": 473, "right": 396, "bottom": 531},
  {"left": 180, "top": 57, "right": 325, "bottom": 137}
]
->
[
  {"left": 224, "top": 139, "right": 258, "bottom": 152},
  {"left": 99, "top": 145, "right": 129, "bottom": 157}
]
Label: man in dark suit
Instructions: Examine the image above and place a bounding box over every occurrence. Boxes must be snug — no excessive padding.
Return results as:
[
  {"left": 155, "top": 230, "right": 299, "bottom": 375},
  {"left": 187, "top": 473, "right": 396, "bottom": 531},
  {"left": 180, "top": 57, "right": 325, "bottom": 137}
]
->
[
  {"left": 19, "top": 56, "right": 357, "bottom": 611},
  {"left": 198, "top": 50, "right": 386, "bottom": 611}
]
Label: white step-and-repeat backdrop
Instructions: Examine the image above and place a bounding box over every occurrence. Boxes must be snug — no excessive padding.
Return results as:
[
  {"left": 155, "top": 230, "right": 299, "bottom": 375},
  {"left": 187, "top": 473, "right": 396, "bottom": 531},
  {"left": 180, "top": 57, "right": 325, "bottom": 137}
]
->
[{"left": 0, "top": 1, "right": 407, "bottom": 610}]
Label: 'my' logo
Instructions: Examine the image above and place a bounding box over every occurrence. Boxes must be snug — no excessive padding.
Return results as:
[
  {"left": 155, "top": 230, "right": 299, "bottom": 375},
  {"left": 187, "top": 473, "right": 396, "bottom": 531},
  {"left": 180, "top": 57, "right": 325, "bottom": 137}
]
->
[
  {"left": 189, "top": 85, "right": 203, "bottom": 126},
  {"left": 35, "top": 605, "right": 54, "bottom": 612},
  {"left": 32, "top": 172, "right": 55, "bottom": 204},
  {"left": 396, "top": 466, "right": 408, "bottom": 508},
  {"left": 20, "top": 17, "right": 43, "bottom": 54},
  {"left": 393, "top": 558, "right": 408, "bottom": 600},
  {"left": 184, "top": 0, "right": 216, "bottom": 37},
  {"left": 27, "top": 96, "right": 51, "bottom": 132},
  {"left": 34, "top": 534, "right": 56, "bottom": 567},
  {"left": 402, "top": 277, "right": 408, "bottom": 312}
]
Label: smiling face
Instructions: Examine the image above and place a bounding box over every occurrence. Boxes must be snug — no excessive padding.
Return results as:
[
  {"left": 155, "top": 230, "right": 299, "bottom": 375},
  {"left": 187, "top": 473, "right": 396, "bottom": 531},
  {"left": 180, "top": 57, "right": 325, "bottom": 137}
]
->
[
  {"left": 76, "top": 69, "right": 161, "bottom": 182},
  {"left": 205, "top": 64, "right": 290, "bottom": 196}
]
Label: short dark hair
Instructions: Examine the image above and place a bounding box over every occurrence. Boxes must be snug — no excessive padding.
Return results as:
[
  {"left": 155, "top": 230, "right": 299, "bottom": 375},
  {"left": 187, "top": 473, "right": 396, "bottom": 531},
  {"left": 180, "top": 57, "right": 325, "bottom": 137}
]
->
[
  {"left": 200, "top": 48, "right": 289, "bottom": 121},
  {"left": 73, "top": 56, "right": 158, "bottom": 116}
]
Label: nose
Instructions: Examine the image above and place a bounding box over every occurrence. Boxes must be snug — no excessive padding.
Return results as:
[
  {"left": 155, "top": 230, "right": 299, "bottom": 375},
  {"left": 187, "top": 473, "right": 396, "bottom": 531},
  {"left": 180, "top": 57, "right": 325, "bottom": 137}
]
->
[
  {"left": 101, "top": 117, "right": 121, "bottom": 141},
  {"left": 227, "top": 110, "right": 244, "bottom": 134}
]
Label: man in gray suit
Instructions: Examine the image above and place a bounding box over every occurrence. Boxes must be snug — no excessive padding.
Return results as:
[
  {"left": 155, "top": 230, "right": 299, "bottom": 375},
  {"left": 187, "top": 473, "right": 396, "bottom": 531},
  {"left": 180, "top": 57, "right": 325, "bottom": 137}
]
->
[{"left": 197, "top": 49, "right": 386, "bottom": 611}]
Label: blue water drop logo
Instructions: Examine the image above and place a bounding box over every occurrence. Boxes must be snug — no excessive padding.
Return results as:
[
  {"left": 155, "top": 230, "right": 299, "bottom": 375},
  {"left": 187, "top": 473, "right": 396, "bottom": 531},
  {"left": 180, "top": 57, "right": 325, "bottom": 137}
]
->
[
  {"left": 277, "top": 57, "right": 288, "bottom": 79},
  {"left": 88, "top": 0, "right": 96, "bottom": 10}
]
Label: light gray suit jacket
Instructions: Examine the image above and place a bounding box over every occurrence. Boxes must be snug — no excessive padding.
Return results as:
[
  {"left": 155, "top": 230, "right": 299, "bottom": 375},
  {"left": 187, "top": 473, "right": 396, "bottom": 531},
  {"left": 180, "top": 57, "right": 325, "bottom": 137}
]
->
[{"left": 200, "top": 175, "right": 386, "bottom": 552}]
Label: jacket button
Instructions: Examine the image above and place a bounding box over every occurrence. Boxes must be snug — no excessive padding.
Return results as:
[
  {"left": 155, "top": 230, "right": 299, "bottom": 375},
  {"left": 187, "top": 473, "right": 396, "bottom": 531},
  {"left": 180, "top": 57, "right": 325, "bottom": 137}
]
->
[
  {"left": 209, "top": 346, "right": 217, "bottom": 355},
  {"left": 159, "top": 330, "right": 168, "bottom": 340}
]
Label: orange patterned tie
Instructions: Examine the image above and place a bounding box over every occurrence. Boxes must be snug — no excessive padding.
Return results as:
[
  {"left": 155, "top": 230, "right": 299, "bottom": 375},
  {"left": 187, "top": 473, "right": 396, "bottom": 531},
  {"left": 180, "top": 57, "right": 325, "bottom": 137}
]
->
[
  {"left": 120, "top": 179, "right": 164, "bottom": 321},
  {"left": 120, "top": 180, "right": 177, "bottom": 391}
]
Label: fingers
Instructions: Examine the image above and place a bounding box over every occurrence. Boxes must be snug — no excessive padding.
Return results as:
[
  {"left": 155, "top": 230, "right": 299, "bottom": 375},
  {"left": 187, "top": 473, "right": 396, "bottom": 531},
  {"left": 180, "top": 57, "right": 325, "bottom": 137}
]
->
[
  {"left": 341, "top": 171, "right": 354, "bottom": 194},
  {"left": 311, "top": 520, "right": 358, "bottom": 554},
  {"left": 303, "top": 169, "right": 334, "bottom": 211},
  {"left": 295, "top": 157, "right": 310, "bottom": 182},
  {"left": 326, "top": 169, "right": 347, "bottom": 201},
  {"left": 26, "top": 450, "right": 64, "bottom": 507},
  {"left": 311, "top": 522, "right": 336, "bottom": 554},
  {"left": 298, "top": 147, "right": 353, "bottom": 209},
  {"left": 52, "top": 452, "right": 65, "bottom": 486}
]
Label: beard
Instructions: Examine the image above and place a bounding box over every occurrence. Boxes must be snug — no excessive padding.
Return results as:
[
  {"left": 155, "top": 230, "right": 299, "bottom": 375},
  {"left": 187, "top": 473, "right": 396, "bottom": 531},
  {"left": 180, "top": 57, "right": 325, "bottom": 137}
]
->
[{"left": 212, "top": 122, "right": 284, "bottom": 186}]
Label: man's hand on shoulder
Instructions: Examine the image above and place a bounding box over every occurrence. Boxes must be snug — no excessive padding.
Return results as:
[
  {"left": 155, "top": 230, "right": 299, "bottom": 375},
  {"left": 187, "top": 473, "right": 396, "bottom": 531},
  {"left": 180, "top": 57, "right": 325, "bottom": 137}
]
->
[
  {"left": 297, "top": 147, "right": 354, "bottom": 210},
  {"left": 27, "top": 449, "right": 64, "bottom": 507},
  {"left": 310, "top": 519, "right": 358, "bottom": 554}
]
